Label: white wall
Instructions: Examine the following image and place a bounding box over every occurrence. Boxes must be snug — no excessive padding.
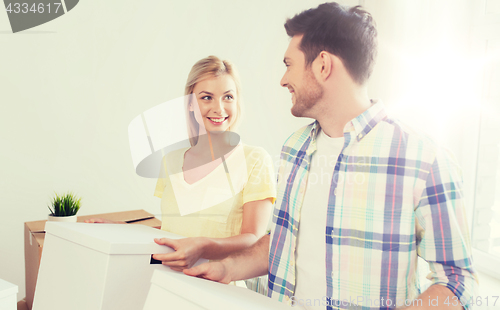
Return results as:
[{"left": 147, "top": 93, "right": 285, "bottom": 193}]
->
[
  {"left": 0, "top": 0, "right": 359, "bottom": 300},
  {"left": 0, "top": 0, "right": 486, "bottom": 301}
]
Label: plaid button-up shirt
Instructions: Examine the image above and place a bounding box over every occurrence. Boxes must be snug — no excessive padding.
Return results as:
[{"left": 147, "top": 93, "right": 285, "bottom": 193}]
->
[{"left": 267, "top": 101, "right": 476, "bottom": 309}]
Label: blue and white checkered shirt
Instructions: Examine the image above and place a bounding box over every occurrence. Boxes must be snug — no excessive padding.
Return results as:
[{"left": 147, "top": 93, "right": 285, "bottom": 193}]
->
[{"left": 267, "top": 101, "right": 476, "bottom": 309}]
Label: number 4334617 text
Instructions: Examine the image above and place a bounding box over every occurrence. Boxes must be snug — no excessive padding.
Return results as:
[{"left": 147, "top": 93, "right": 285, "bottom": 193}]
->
[{"left": 5, "top": 3, "right": 62, "bottom": 14}]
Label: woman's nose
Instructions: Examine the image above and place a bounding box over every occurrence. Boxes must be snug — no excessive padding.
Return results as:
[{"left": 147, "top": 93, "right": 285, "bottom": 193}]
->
[{"left": 212, "top": 98, "right": 224, "bottom": 114}]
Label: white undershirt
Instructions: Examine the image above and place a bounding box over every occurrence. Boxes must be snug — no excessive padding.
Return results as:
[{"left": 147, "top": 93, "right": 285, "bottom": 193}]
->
[{"left": 294, "top": 129, "right": 344, "bottom": 310}]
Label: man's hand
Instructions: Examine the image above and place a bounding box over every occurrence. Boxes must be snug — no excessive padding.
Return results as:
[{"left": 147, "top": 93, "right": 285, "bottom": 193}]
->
[
  {"left": 183, "top": 261, "right": 232, "bottom": 284},
  {"left": 182, "top": 234, "right": 270, "bottom": 283},
  {"left": 398, "top": 285, "right": 464, "bottom": 310},
  {"left": 153, "top": 237, "right": 208, "bottom": 271}
]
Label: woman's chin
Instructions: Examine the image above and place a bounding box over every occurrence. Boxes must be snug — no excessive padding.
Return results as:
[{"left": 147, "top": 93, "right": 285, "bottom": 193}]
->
[
  {"left": 204, "top": 122, "right": 231, "bottom": 132},
  {"left": 207, "top": 127, "right": 229, "bottom": 133}
]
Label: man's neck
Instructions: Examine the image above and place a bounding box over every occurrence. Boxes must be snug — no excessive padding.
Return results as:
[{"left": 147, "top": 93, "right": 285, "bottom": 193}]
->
[{"left": 317, "top": 88, "right": 372, "bottom": 138}]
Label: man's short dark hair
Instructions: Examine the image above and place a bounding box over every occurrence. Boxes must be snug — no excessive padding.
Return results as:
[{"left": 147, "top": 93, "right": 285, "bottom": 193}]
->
[{"left": 285, "top": 2, "right": 377, "bottom": 85}]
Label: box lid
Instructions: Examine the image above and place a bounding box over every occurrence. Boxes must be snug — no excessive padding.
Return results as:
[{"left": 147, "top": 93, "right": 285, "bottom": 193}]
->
[
  {"left": 44, "top": 222, "right": 182, "bottom": 255},
  {"left": 149, "top": 269, "right": 291, "bottom": 309},
  {"left": 77, "top": 209, "right": 156, "bottom": 223},
  {"left": 26, "top": 209, "right": 158, "bottom": 233},
  {"left": 25, "top": 220, "right": 46, "bottom": 233},
  {"left": 0, "top": 278, "right": 18, "bottom": 299}
]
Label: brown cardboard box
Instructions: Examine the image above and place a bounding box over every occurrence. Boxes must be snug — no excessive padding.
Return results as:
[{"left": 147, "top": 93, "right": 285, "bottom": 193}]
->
[
  {"left": 24, "top": 210, "right": 161, "bottom": 310},
  {"left": 17, "top": 299, "right": 29, "bottom": 310}
]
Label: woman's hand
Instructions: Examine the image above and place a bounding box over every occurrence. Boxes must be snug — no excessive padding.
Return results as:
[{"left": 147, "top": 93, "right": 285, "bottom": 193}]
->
[
  {"left": 153, "top": 237, "right": 209, "bottom": 271},
  {"left": 84, "top": 218, "right": 125, "bottom": 224}
]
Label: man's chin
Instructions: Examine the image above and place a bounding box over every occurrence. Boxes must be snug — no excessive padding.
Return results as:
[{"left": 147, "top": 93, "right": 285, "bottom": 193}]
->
[{"left": 291, "top": 104, "right": 306, "bottom": 118}]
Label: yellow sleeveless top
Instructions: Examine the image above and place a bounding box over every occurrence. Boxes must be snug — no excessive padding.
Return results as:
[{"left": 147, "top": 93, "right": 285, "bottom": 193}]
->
[{"left": 154, "top": 144, "right": 276, "bottom": 238}]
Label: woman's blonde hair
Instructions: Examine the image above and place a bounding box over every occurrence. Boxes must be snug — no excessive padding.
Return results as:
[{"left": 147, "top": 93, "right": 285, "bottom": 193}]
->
[{"left": 185, "top": 56, "right": 243, "bottom": 146}]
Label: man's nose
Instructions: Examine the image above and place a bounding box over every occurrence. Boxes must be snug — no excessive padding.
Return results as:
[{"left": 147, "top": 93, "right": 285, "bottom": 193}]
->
[{"left": 280, "top": 72, "right": 288, "bottom": 87}]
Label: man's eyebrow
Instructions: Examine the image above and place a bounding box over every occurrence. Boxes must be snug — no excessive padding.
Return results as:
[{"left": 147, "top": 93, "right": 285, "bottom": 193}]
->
[{"left": 199, "top": 91, "right": 214, "bottom": 95}]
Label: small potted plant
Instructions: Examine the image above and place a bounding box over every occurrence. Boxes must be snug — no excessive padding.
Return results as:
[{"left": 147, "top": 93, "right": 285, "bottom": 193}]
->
[{"left": 47, "top": 192, "right": 81, "bottom": 222}]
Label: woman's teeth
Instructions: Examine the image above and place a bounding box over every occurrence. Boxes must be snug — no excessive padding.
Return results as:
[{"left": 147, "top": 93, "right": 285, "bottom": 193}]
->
[{"left": 209, "top": 117, "right": 226, "bottom": 123}]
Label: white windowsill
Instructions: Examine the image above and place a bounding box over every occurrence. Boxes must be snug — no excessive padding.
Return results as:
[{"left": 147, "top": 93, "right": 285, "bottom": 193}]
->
[
  {"left": 476, "top": 271, "right": 500, "bottom": 309},
  {"left": 473, "top": 249, "right": 500, "bottom": 280}
]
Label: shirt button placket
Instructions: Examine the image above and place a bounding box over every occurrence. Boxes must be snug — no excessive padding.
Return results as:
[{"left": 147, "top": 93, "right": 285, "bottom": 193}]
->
[
  {"left": 330, "top": 271, "right": 338, "bottom": 298},
  {"left": 285, "top": 295, "right": 292, "bottom": 306}
]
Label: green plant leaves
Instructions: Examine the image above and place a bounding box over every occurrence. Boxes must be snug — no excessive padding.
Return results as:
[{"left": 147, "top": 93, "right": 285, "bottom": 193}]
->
[{"left": 48, "top": 192, "right": 81, "bottom": 216}]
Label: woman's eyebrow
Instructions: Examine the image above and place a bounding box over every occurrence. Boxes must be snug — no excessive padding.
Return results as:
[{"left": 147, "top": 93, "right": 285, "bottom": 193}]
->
[
  {"left": 198, "top": 91, "right": 214, "bottom": 95},
  {"left": 223, "top": 90, "right": 235, "bottom": 94}
]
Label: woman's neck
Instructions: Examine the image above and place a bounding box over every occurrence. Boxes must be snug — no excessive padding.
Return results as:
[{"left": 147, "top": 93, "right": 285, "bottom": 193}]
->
[{"left": 191, "top": 131, "right": 236, "bottom": 160}]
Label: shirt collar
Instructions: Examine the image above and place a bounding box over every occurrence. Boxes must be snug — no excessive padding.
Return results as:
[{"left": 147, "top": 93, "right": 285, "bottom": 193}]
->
[
  {"left": 348, "top": 99, "right": 387, "bottom": 142},
  {"left": 307, "top": 100, "right": 387, "bottom": 154}
]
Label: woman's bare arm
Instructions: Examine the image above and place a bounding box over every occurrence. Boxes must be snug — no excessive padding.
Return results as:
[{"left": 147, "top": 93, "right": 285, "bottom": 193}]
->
[{"left": 153, "top": 197, "right": 273, "bottom": 271}]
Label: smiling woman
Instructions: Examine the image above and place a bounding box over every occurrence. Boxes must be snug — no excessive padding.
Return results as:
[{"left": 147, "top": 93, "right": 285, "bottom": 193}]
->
[
  {"left": 153, "top": 56, "right": 276, "bottom": 294},
  {"left": 190, "top": 75, "right": 237, "bottom": 133},
  {"left": 184, "top": 56, "right": 243, "bottom": 146}
]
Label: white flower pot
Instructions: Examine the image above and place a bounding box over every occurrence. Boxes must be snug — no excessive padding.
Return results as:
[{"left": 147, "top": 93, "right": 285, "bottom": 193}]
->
[{"left": 47, "top": 214, "right": 78, "bottom": 222}]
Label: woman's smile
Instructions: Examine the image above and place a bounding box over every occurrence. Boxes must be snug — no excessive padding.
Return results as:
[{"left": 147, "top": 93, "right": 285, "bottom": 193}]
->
[{"left": 207, "top": 116, "right": 229, "bottom": 125}]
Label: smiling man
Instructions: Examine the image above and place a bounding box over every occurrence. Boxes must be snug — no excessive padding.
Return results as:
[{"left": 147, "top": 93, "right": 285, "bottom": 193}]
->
[{"left": 185, "top": 3, "right": 477, "bottom": 309}]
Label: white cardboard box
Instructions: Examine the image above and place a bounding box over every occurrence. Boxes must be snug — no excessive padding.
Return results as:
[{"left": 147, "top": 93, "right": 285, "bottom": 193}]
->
[
  {"left": 24, "top": 209, "right": 161, "bottom": 310},
  {"left": 0, "top": 278, "right": 18, "bottom": 310},
  {"left": 143, "top": 268, "right": 291, "bottom": 310},
  {"left": 32, "top": 222, "right": 206, "bottom": 310}
]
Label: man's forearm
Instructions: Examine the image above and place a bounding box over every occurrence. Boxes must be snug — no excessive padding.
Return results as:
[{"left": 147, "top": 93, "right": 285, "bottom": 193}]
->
[
  {"left": 402, "top": 285, "right": 464, "bottom": 310},
  {"left": 222, "top": 234, "right": 270, "bottom": 281}
]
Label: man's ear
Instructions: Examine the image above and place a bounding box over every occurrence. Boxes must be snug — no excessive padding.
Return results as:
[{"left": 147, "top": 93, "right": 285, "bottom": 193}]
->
[{"left": 314, "top": 51, "right": 333, "bottom": 82}]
